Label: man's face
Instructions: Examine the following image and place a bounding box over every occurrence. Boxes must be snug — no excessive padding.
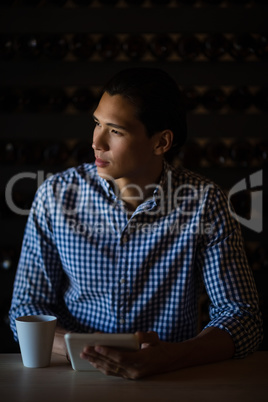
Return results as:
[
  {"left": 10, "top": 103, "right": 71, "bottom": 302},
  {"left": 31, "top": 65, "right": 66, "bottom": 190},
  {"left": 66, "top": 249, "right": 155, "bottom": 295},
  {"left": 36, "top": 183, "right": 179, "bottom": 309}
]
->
[{"left": 92, "top": 92, "right": 161, "bottom": 188}]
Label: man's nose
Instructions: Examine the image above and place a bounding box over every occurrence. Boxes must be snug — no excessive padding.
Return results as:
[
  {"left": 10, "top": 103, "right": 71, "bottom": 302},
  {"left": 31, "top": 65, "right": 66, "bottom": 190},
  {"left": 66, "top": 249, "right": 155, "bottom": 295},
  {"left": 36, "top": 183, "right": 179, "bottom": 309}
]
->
[{"left": 92, "top": 130, "right": 109, "bottom": 151}]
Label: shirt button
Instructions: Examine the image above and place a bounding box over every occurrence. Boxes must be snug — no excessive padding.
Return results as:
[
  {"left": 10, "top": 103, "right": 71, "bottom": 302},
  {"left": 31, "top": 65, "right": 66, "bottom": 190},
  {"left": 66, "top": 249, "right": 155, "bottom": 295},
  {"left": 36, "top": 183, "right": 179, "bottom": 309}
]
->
[
  {"left": 120, "top": 278, "right": 125, "bottom": 284},
  {"left": 120, "top": 318, "right": 125, "bottom": 324}
]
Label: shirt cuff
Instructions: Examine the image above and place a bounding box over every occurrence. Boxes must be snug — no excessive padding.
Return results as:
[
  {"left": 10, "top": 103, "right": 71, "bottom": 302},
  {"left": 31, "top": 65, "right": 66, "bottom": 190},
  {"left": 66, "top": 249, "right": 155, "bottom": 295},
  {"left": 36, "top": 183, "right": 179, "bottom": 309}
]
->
[{"left": 203, "top": 315, "right": 263, "bottom": 358}]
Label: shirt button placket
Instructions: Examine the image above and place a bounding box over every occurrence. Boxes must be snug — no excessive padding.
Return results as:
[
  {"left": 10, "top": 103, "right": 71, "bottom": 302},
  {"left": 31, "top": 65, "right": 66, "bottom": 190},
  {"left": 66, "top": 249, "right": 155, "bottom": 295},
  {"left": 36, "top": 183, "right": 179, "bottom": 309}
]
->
[{"left": 117, "top": 233, "right": 129, "bottom": 331}]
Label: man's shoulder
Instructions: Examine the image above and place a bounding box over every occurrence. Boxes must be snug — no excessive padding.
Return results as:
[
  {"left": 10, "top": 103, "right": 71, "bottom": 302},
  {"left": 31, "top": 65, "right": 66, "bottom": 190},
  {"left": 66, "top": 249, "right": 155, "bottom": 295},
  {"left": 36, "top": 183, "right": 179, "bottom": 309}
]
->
[
  {"left": 167, "top": 163, "right": 217, "bottom": 188},
  {"left": 35, "top": 163, "right": 100, "bottom": 201},
  {"left": 46, "top": 163, "right": 99, "bottom": 186},
  {"left": 166, "top": 164, "right": 227, "bottom": 205}
]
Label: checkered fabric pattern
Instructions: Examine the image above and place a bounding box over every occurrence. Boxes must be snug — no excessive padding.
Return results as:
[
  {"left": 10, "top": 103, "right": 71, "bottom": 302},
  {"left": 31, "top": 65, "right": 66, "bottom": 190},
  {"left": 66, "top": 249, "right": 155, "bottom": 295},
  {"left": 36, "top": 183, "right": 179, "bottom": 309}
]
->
[{"left": 9, "top": 162, "right": 263, "bottom": 358}]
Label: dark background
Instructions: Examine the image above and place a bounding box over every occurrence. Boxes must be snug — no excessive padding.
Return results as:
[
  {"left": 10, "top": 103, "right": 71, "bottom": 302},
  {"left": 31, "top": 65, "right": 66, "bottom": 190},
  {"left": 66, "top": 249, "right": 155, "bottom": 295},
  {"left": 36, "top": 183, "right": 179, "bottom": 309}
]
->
[{"left": 0, "top": 0, "right": 267, "bottom": 353}]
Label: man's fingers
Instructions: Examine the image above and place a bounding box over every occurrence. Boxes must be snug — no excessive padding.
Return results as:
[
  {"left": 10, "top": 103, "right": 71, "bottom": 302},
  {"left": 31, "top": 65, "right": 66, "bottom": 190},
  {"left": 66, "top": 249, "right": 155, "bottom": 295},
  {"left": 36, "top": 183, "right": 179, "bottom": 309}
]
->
[
  {"left": 135, "top": 331, "right": 160, "bottom": 346},
  {"left": 81, "top": 344, "right": 135, "bottom": 366}
]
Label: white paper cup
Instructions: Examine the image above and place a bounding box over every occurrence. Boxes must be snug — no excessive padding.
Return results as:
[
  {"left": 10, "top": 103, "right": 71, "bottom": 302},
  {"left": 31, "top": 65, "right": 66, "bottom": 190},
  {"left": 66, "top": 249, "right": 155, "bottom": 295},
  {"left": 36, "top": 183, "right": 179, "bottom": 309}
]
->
[{"left": 15, "top": 315, "right": 57, "bottom": 368}]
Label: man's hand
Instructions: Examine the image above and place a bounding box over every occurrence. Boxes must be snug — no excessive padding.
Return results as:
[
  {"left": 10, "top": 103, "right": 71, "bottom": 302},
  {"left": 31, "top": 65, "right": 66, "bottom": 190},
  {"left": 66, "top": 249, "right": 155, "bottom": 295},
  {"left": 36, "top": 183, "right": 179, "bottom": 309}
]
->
[
  {"left": 80, "top": 331, "right": 179, "bottom": 380},
  {"left": 80, "top": 327, "right": 235, "bottom": 380}
]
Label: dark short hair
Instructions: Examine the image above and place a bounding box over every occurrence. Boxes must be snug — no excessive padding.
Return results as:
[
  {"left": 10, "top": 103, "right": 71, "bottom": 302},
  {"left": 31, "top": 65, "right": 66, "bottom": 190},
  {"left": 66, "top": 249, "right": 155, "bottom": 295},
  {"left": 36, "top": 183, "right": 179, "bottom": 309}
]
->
[{"left": 101, "top": 68, "right": 187, "bottom": 163}]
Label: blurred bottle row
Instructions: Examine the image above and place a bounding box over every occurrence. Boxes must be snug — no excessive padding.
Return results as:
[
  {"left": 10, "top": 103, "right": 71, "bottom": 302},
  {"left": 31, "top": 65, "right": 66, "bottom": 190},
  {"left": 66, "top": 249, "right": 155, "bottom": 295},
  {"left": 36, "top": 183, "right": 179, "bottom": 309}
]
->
[
  {"left": 0, "top": 139, "right": 267, "bottom": 167},
  {"left": 0, "top": 33, "right": 267, "bottom": 61},
  {"left": 178, "top": 139, "right": 268, "bottom": 168},
  {"left": 0, "top": 140, "right": 95, "bottom": 165},
  {"left": 1, "top": 0, "right": 267, "bottom": 7},
  {"left": 0, "top": 87, "right": 97, "bottom": 113},
  {"left": 0, "top": 86, "right": 267, "bottom": 113}
]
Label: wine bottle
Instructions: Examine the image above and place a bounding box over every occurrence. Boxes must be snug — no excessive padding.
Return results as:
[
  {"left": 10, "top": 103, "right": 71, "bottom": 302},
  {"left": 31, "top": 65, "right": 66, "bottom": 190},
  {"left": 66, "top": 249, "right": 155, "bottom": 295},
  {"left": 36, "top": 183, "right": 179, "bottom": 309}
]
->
[
  {"left": 149, "top": 34, "right": 174, "bottom": 60},
  {"left": 228, "top": 87, "right": 253, "bottom": 111},
  {"left": 177, "top": 35, "right": 201, "bottom": 61},
  {"left": 254, "top": 88, "right": 268, "bottom": 112},
  {"left": 122, "top": 35, "right": 147, "bottom": 60},
  {"left": 202, "top": 33, "right": 229, "bottom": 61},
  {"left": 43, "top": 34, "right": 69, "bottom": 60},
  {"left": 229, "top": 34, "right": 256, "bottom": 60},
  {"left": 0, "top": 35, "right": 16, "bottom": 61},
  {"left": 71, "top": 88, "right": 95, "bottom": 112},
  {"left": 181, "top": 87, "right": 200, "bottom": 111},
  {"left": 205, "top": 140, "right": 229, "bottom": 166},
  {"left": 96, "top": 35, "right": 120, "bottom": 60},
  {"left": 229, "top": 140, "right": 254, "bottom": 167},
  {"left": 17, "top": 34, "right": 43, "bottom": 60},
  {"left": 70, "top": 34, "right": 95, "bottom": 60},
  {"left": 202, "top": 88, "right": 226, "bottom": 111}
]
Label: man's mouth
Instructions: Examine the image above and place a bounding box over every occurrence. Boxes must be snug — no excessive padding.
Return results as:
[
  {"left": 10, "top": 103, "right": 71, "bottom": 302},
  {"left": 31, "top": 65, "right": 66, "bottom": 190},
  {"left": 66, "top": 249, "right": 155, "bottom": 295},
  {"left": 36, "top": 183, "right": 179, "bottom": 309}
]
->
[{"left": 95, "top": 157, "right": 110, "bottom": 167}]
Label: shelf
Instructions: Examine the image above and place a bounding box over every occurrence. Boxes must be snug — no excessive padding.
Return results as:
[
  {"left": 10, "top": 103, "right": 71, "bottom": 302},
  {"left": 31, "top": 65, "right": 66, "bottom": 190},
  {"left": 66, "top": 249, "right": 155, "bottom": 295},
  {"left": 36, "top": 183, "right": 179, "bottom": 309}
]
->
[
  {"left": 0, "top": 114, "right": 94, "bottom": 139},
  {"left": 0, "top": 6, "right": 267, "bottom": 34},
  {"left": 1, "top": 61, "right": 268, "bottom": 86},
  {"left": 0, "top": 113, "right": 267, "bottom": 139}
]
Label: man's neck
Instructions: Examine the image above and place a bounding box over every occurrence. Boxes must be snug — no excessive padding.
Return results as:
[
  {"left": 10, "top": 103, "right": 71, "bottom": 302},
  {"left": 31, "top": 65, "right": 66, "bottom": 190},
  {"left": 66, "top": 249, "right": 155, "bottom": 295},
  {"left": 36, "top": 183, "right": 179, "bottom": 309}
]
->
[{"left": 115, "top": 161, "right": 164, "bottom": 211}]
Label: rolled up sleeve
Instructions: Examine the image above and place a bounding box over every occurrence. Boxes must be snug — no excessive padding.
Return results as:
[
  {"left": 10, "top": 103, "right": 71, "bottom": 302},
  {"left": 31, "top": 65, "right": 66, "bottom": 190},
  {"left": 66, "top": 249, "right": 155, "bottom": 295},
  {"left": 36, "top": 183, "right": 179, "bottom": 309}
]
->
[{"left": 197, "top": 187, "right": 263, "bottom": 358}]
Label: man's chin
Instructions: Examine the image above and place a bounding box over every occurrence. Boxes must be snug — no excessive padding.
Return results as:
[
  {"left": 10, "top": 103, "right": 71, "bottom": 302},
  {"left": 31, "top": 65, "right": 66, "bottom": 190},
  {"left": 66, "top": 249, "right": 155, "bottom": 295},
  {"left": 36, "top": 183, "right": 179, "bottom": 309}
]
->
[{"left": 96, "top": 168, "right": 117, "bottom": 183}]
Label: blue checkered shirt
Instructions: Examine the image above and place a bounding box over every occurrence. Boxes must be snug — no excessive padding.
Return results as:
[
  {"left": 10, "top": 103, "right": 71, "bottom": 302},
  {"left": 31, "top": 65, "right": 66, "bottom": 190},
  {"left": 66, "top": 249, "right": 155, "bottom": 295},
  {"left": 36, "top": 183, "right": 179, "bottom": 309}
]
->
[{"left": 9, "top": 162, "right": 263, "bottom": 358}]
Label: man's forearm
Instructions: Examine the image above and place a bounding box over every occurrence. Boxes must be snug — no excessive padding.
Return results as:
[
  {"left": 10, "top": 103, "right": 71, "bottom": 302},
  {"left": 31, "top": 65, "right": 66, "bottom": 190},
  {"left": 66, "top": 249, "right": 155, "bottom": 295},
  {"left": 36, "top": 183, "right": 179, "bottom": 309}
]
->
[{"left": 169, "top": 326, "right": 235, "bottom": 371}]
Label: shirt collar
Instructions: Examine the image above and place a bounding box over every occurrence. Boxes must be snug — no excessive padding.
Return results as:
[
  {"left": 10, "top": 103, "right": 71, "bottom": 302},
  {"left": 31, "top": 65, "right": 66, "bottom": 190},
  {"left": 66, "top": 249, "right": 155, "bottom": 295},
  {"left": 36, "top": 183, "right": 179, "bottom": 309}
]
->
[{"left": 95, "top": 160, "right": 174, "bottom": 209}]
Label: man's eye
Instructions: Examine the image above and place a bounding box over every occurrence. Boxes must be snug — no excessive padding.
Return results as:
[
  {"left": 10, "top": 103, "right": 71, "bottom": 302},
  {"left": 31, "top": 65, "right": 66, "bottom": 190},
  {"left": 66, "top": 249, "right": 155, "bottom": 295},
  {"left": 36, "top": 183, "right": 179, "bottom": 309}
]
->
[{"left": 111, "top": 129, "right": 122, "bottom": 135}]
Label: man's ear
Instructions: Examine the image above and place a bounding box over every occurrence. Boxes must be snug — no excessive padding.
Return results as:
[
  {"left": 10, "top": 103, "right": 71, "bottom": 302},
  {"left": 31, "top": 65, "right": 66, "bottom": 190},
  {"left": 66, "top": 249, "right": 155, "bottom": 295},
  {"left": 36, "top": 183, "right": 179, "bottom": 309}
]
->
[{"left": 153, "top": 130, "right": 174, "bottom": 156}]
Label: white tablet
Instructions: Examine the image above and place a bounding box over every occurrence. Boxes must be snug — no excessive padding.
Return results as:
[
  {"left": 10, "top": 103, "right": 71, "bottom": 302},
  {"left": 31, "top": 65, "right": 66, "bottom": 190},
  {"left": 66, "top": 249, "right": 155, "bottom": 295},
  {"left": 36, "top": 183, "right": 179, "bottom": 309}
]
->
[{"left": 64, "top": 333, "right": 140, "bottom": 371}]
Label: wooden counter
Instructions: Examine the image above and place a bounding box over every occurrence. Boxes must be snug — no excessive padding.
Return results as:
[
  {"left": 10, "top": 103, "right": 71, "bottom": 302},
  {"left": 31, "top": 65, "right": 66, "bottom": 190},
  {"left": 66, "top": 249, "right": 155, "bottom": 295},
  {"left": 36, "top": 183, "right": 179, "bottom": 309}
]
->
[{"left": 0, "top": 352, "right": 267, "bottom": 402}]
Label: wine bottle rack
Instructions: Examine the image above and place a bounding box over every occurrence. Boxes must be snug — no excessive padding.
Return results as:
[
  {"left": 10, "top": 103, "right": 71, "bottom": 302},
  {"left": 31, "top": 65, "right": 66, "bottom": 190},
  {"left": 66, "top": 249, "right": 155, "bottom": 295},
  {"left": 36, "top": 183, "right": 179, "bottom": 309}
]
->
[
  {"left": 1, "top": 33, "right": 267, "bottom": 61},
  {"left": 0, "top": 1, "right": 267, "bottom": 352},
  {"left": 2, "top": 1, "right": 268, "bottom": 8},
  {"left": 0, "top": 86, "right": 267, "bottom": 113}
]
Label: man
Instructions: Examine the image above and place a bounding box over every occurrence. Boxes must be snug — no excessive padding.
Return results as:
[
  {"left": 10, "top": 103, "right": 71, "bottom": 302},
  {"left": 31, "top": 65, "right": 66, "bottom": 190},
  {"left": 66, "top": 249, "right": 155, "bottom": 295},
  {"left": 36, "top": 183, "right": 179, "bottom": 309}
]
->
[{"left": 9, "top": 68, "right": 263, "bottom": 379}]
